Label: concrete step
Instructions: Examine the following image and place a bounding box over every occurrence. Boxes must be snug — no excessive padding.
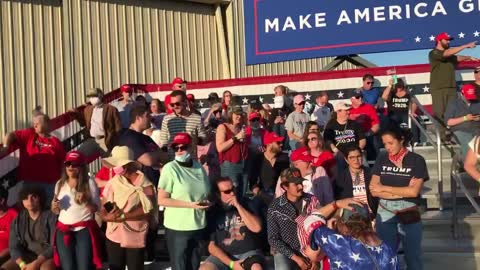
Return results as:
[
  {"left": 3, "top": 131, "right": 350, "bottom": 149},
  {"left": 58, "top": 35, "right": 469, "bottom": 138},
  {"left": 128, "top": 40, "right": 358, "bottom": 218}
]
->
[{"left": 411, "top": 145, "right": 458, "bottom": 160}]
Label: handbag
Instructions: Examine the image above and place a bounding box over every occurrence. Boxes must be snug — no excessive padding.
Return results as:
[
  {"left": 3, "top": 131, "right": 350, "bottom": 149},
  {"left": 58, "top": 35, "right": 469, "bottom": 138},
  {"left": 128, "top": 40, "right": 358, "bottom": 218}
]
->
[{"left": 380, "top": 204, "right": 421, "bottom": 225}]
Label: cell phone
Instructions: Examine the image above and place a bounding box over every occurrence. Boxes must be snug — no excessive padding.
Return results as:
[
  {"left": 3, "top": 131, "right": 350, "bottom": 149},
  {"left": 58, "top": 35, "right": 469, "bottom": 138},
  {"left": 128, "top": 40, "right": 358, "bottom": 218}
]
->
[
  {"left": 198, "top": 200, "right": 210, "bottom": 207},
  {"left": 104, "top": 201, "right": 114, "bottom": 212}
]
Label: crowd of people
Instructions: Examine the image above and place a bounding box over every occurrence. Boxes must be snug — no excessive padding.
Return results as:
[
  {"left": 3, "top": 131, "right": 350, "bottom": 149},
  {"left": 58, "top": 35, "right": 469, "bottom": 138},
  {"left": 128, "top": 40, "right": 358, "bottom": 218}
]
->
[{"left": 0, "top": 32, "right": 478, "bottom": 270}]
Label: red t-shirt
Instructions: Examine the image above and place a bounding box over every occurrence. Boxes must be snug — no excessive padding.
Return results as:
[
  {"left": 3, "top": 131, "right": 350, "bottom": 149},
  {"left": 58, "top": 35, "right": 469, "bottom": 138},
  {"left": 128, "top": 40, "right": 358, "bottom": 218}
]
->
[
  {"left": 164, "top": 94, "right": 173, "bottom": 114},
  {"left": 12, "top": 129, "right": 65, "bottom": 183},
  {"left": 95, "top": 166, "right": 113, "bottom": 197},
  {"left": 297, "top": 146, "right": 336, "bottom": 177},
  {"left": 0, "top": 208, "right": 18, "bottom": 252},
  {"left": 348, "top": 103, "right": 380, "bottom": 133}
]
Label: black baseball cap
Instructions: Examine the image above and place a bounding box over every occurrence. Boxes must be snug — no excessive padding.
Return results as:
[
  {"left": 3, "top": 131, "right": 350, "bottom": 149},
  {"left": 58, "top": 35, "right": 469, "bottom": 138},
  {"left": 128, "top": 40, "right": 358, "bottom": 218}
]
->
[
  {"left": 281, "top": 168, "right": 305, "bottom": 185},
  {"left": 351, "top": 90, "right": 363, "bottom": 99}
]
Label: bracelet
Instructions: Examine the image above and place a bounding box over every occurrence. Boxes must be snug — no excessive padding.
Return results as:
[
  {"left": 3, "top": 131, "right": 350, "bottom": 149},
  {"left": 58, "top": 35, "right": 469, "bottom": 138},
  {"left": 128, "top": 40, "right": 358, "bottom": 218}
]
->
[
  {"left": 120, "top": 213, "right": 126, "bottom": 220},
  {"left": 464, "top": 116, "right": 468, "bottom": 122},
  {"left": 229, "top": 260, "right": 235, "bottom": 269},
  {"left": 18, "top": 261, "right": 26, "bottom": 268},
  {"left": 332, "top": 200, "right": 339, "bottom": 210}
]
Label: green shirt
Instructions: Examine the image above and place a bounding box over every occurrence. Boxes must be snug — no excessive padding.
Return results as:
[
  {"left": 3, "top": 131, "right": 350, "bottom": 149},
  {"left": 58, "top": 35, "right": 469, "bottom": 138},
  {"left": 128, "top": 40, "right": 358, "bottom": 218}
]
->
[
  {"left": 429, "top": 48, "right": 458, "bottom": 90},
  {"left": 158, "top": 160, "right": 210, "bottom": 231}
]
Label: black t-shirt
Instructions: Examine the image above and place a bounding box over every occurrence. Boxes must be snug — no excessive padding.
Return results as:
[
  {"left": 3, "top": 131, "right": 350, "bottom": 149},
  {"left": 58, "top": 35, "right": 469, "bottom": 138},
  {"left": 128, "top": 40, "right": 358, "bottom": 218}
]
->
[
  {"left": 324, "top": 120, "right": 365, "bottom": 154},
  {"left": 257, "top": 153, "right": 290, "bottom": 191},
  {"left": 207, "top": 200, "right": 261, "bottom": 255},
  {"left": 118, "top": 129, "right": 160, "bottom": 185},
  {"left": 387, "top": 92, "right": 411, "bottom": 115},
  {"left": 371, "top": 151, "right": 429, "bottom": 204}
]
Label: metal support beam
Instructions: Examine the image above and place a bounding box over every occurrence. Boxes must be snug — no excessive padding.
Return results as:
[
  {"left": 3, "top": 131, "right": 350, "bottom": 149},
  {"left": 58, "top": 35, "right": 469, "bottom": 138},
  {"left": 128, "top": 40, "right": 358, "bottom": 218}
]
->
[{"left": 322, "top": 54, "right": 377, "bottom": 71}]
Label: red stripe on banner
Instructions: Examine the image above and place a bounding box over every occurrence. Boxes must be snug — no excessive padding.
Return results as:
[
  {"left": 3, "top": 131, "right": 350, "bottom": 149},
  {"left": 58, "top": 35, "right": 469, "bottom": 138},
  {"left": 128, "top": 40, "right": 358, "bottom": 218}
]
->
[{"left": 125, "top": 61, "right": 479, "bottom": 93}]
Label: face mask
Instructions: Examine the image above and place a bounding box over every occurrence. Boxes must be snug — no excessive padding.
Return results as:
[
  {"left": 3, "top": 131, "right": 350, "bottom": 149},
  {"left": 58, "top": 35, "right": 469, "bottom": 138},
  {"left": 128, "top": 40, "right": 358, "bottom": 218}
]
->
[
  {"left": 273, "top": 96, "right": 284, "bottom": 108},
  {"left": 89, "top": 97, "right": 101, "bottom": 106},
  {"left": 113, "top": 166, "right": 125, "bottom": 175},
  {"left": 175, "top": 152, "right": 191, "bottom": 163}
]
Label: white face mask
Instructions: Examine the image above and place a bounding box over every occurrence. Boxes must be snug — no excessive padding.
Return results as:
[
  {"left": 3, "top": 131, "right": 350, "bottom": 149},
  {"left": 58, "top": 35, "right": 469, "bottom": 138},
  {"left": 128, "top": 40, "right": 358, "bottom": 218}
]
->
[{"left": 89, "top": 97, "right": 101, "bottom": 106}]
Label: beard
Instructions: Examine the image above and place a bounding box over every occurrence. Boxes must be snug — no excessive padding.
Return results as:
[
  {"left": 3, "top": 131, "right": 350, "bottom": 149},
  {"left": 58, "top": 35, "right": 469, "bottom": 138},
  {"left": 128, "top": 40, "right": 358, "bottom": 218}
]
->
[{"left": 441, "top": 42, "right": 450, "bottom": 50}]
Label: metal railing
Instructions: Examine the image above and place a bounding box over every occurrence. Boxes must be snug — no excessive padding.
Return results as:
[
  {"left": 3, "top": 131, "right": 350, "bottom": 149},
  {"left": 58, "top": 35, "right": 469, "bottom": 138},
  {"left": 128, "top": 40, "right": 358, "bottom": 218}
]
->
[
  {"left": 408, "top": 96, "right": 444, "bottom": 210},
  {"left": 450, "top": 153, "right": 480, "bottom": 239}
]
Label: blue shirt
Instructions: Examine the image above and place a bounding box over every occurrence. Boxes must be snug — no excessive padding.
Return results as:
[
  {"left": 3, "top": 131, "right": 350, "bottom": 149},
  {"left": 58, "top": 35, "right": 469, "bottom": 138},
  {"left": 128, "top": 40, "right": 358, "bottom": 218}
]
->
[
  {"left": 360, "top": 87, "right": 381, "bottom": 106},
  {"left": 311, "top": 226, "right": 398, "bottom": 270}
]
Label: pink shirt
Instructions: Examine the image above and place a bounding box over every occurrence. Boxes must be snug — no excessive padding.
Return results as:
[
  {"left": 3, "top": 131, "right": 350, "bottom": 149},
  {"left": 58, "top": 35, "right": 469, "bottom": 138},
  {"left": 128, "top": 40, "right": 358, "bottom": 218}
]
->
[{"left": 102, "top": 176, "right": 154, "bottom": 248}]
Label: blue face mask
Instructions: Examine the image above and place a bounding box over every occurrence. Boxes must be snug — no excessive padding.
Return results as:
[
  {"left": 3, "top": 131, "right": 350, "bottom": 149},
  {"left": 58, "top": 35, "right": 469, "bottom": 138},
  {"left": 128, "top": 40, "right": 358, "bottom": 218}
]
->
[{"left": 175, "top": 152, "right": 191, "bottom": 163}]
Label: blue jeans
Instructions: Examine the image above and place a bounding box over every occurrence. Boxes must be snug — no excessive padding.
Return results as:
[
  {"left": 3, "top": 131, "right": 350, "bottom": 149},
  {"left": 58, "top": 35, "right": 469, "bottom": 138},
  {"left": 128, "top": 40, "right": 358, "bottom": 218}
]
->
[
  {"left": 165, "top": 228, "right": 204, "bottom": 270},
  {"left": 205, "top": 250, "right": 264, "bottom": 270},
  {"left": 376, "top": 200, "right": 423, "bottom": 270},
  {"left": 453, "top": 130, "right": 474, "bottom": 161},
  {"left": 273, "top": 253, "right": 299, "bottom": 270},
  {"left": 220, "top": 160, "right": 248, "bottom": 197},
  {"left": 56, "top": 228, "right": 94, "bottom": 270},
  {"left": 289, "top": 140, "right": 301, "bottom": 151}
]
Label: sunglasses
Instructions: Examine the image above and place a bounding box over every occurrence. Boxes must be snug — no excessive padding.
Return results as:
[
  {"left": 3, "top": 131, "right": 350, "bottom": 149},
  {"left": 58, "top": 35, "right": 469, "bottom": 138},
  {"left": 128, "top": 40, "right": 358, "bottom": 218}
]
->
[
  {"left": 296, "top": 102, "right": 305, "bottom": 106},
  {"left": 170, "top": 102, "right": 183, "bottom": 107},
  {"left": 307, "top": 137, "right": 318, "bottom": 142},
  {"left": 174, "top": 145, "right": 188, "bottom": 152},
  {"left": 366, "top": 81, "right": 374, "bottom": 85},
  {"left": 475, "top": 70, "right": 480, "bottom": 74},
  {"left": 220, "top": 188, "right": 235, "bottom": 194},
  {"left": 213, "top": 110, "right": 222, "bottom": 114},
  {"left": 353, "top": 96, "right": 362, "bottom": 99},
  {"left": 65, "top": 162, "right": 80, "bottom": 168},
  {"left": 250, "top": 118, "right": 260, "bottom": 122}
]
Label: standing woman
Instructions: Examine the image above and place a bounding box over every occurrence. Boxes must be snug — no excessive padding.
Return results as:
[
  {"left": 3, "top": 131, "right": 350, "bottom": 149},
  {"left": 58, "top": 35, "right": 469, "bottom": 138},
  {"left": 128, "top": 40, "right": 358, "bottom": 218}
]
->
[
  {"left": 51, "top": 151, "right": 102, "bottom": 270},
  {"left": 370, "top": 128, "right": 428, "bottom": 270},
  {"left": 158, "top": 133, "right": 210, "bottom": 270},
  {"left": 221, "top": 90, "right": 233, "bottom": 116},
  {"left": 465, "top": 136, "right": 480, "bottom": 182},
  {"left": 100, "top": 146, "right": 156, "bottom": 270},
  {"left": 216, "top": 105, "right": 249, "bottom": 197}
]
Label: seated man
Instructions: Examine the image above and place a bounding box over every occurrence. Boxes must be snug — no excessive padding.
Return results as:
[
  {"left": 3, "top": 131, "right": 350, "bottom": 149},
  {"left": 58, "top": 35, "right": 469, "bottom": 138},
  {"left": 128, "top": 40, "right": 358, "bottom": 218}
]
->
[
  {"left": 201, "top": 177, "right": 264, "bottom": 270},
  {"left": 268, "top": 168, "right": 320, "bottom": 270},
  {"left": 2, "top": 186, "right": 57, "bottom": 270},
  {"left": 445, "top": 84, "right": 480, "bottom": 159}
]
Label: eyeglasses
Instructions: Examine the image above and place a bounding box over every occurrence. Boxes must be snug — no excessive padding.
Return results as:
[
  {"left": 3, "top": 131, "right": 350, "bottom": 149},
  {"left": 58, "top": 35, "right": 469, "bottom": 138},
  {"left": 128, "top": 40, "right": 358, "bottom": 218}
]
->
[
  {"left": 170, "top": 102, "right": 183, "bottom": 107},
  {"left": 307, "top": 137, "right": 318, "bottom": 142},
  {"left": 220, "top": 188, "right": 234, "bottom": 194},
  {"left": 65, "top": 162, "right": 80, "bottom": 168},
  {"left": 174, "top": 145, "right": 188, "bottom": 152},
  {"left": 366, "top": 81, "right": 374, "bottom": 85}
]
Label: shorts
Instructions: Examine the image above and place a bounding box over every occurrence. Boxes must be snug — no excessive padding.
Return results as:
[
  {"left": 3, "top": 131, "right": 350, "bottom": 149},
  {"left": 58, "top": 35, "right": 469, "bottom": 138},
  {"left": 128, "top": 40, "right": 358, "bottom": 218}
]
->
[{"left": 205, "top": 250, "right": 264, "bottom": 270}]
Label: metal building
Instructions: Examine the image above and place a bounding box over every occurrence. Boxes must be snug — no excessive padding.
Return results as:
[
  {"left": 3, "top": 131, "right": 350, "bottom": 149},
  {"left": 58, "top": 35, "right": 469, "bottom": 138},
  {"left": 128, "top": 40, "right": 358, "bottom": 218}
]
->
[{"left": 0, "top": 0, "right": 364, "bottom": 135}]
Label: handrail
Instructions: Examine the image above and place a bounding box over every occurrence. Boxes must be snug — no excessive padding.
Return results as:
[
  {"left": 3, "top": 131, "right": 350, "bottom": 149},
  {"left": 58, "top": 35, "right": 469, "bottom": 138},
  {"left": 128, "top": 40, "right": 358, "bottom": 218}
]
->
[
  {"left": 409, "top": 96, "right": 444, "bottom": 210},
  {"left": 450, "top": 153, "right": 480, "bottom": 239}
]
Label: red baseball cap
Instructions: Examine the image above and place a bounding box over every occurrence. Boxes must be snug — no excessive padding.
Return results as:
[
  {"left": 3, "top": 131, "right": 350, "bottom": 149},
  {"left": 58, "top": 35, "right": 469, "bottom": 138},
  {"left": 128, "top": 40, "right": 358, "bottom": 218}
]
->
[
  {"left": 120, "top": 84, "right": 132, "bottom": 93},
  {"left": 65, "top": 151, "right": 86, "bottom": 165},
  {"left": 171, "top": 77, "right": 187, "bottom": 85},
  {"left": 291, "top": 149, "right": 313, "bottom": 163},
  {"left": 435, "top": 32, "right": 454, "bottom": 42},
  {"left": 248, "top": 112, "right": 261, "bottom": 121},
  {"left": 170, "top": 132, "right": 192, "bottom": 146},
  {"left": 461, "top": 84, "right": 477, "bottom": 100},
  {"left": 263, "top": 131, "right": 284, "bottom": 145},
  {"left": 186, "top": 94, "right": 195, "bottom": 102}
]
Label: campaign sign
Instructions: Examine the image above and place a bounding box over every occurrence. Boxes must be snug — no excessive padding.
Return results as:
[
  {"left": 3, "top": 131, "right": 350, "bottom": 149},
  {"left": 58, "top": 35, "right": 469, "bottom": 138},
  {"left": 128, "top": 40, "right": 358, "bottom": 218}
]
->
[{"left": 244, "top": 0, "right": 479, "bottom": 65}]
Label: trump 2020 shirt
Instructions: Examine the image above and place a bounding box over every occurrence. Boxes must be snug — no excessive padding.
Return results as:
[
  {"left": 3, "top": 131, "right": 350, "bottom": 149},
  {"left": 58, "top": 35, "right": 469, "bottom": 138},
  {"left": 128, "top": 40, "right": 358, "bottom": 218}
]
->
[{"left": 371, "top": 151, "right": 429, "bottom": 204}]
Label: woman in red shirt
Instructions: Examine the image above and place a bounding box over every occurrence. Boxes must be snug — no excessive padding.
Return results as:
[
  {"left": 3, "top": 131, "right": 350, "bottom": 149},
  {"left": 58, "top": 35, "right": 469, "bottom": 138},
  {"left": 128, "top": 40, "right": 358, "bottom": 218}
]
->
[
  {"left": 216, "top": 105, "right": 249, "bottom": 197},
  {"left": 300, "top": 130, "right": 336, "bottom": 179}
]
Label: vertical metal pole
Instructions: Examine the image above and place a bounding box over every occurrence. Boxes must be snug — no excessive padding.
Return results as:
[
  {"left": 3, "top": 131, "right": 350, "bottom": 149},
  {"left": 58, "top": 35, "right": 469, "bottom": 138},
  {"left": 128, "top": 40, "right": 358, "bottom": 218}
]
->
[
  {"left": 451, "top": 170, "right": 457, "bottom": 239},
  {"left": 437, "top": 130, "right": 443, "bottom": 210}
]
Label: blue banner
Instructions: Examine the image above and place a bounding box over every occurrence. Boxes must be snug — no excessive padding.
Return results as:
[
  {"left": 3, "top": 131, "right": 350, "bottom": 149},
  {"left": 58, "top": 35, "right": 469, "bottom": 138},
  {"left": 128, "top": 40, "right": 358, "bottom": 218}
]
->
[{"left": 244, "top": 0, "right": 478, "bottom": 65}]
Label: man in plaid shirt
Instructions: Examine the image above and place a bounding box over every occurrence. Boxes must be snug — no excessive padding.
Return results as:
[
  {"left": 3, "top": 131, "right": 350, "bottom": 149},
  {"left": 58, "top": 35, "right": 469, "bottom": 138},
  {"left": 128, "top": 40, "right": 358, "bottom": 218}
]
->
[{"left": 267, "top": 168, "right": 320, "bottom": 270}]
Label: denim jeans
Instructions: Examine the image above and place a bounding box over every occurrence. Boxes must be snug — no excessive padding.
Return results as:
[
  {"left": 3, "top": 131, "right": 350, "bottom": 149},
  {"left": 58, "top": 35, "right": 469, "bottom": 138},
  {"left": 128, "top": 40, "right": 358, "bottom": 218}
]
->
[
  {"left": 56, "top": 228, "right": 94, "bottom": 270},
  {"left": 453, "top": 130, "right": 474, "bottom": 161},
  {"left": 289, "top": 140, "right": 301, "bottom": 151},
  {"left": 220, "top": 160, "right": 248, "bottom": 197},
  {"left": 165, "top": 228, "right": 204, "bottom": 270},
  {"left": 273, "top": 253, "right": 300, "bottom": 270},
  {"left": 376, "top": 200, "right": 423, "bottom": 270}
]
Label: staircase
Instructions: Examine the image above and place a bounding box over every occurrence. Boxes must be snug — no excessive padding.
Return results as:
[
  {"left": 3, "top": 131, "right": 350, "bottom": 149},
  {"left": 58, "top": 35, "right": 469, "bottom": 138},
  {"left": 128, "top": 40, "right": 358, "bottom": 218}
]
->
[{"left": 416, "top": 144, "right": 480, "bottom": 269}]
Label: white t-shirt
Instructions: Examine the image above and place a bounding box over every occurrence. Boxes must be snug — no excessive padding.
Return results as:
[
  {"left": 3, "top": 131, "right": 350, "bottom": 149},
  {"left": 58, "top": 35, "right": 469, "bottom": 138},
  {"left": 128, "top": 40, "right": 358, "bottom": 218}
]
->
[
  {"left": 56, "top": 178, "right": 100, "bottom": 231},
  {"left": 90, "top": 106, "right": 105, "bottom": 137}
]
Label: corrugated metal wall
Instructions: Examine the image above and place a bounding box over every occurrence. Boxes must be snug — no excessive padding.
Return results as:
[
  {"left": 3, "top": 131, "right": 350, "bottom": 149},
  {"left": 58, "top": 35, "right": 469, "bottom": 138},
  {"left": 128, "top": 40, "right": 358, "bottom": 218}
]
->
[
  {"left": 0, "top": 0, "right": 359, "bottom": 136},
  {"left": 227, "top": 0, "right": 358, "bottom": 78},
  {"left": 0, "top": 0, "right": 223, "bottom": 135}
]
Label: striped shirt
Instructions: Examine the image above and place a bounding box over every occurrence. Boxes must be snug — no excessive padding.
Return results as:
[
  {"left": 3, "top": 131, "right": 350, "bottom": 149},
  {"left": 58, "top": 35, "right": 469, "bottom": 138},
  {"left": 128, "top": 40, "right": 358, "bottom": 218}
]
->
[
  {"left": 351, "top": 170, "right": 369, "bottom": 208},
  {"left": 159, "top": 112, "right": 206, "bottom": 153}
]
